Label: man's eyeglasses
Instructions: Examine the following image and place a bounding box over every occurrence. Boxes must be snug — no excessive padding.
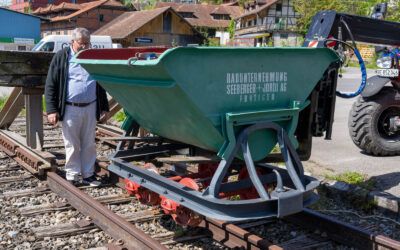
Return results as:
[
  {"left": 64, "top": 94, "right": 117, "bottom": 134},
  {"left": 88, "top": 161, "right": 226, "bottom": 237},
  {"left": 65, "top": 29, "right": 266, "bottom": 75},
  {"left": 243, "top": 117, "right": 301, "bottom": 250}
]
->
[{"left": 75, "top": 40, "right": 90, "bottom": 46}]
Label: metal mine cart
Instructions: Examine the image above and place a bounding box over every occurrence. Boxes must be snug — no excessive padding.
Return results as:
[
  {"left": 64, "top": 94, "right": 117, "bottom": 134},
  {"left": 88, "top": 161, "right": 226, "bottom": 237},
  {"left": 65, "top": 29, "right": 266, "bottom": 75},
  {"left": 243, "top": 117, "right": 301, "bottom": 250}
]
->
[{"left": 72, "top": 47, "right": 340, "bottom": 226}]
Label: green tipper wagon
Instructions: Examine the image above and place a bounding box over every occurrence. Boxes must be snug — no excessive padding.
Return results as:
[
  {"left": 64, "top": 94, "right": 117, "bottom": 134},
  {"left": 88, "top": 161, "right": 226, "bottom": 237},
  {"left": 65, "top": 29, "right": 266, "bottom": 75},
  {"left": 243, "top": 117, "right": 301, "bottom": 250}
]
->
[{"left": 73, "top": 47, "right": 340, "bottom": 225}]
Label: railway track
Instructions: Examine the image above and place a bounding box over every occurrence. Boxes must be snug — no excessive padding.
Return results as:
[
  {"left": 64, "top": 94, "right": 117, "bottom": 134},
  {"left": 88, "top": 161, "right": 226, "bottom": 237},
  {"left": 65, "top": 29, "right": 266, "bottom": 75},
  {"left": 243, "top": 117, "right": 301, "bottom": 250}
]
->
[{"left": 0, "top": 117, "right": 399, "bottom": 249}]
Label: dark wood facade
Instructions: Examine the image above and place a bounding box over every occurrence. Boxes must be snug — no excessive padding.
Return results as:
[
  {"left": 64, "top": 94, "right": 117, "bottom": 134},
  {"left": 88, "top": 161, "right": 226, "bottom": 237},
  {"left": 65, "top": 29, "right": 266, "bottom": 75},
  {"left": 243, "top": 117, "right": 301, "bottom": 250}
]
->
[{"left": 38, "top": 1, "right": 126, "bottom": 37}]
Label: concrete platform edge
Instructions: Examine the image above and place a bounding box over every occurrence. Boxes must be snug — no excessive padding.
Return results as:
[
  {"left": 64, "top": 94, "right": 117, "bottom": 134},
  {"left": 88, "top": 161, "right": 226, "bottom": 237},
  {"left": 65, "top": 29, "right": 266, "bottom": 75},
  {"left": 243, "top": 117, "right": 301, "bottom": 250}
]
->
[{"left": 320, "top": 180, "right": 400, "bottom": 218}]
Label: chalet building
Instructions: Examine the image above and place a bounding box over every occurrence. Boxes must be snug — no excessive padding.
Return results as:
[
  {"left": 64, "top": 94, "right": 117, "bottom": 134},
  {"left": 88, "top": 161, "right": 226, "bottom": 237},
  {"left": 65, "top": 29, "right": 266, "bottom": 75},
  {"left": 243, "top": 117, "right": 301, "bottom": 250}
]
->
[
  {"left": 9, "top": 0, "right": 96, "bottom": 13},
  {"left": 93, "top": 7, "right": 203, "bottom": 47},
  {"left": 33, "top": 0, "right": 126, "bottom": 37},
  {"left": 155, "top": 2, "right": 242, "bottom": 45},
  {"left": 233, "top": 0, "right": 301, "bottom": 47}
]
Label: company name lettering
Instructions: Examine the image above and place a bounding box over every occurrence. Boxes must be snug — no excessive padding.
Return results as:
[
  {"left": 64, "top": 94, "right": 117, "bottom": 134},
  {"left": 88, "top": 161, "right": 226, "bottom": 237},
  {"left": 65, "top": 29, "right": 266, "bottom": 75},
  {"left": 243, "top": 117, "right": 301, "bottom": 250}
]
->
[{"left": 226, "top": 72, "right": 287, "bottom": 84}]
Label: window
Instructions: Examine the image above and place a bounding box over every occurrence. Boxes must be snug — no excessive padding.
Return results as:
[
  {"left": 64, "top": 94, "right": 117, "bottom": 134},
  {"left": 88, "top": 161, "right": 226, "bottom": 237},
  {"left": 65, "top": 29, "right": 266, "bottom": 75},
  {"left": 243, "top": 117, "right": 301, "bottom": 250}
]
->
[
  {"left": 275, "top": 17, "right": 280, "bottom": 23},
  {"left": 179, "top": 12, "right": 195, "bottom": 18},
  {"left": 72, "top": 0, "right": 76, "bottom": 3},
  {"left": 99, "top": 14, "right": 104, "bottom": 22},
  {"left": 47, "top": 0, "right": 53, "bottom": 4},
  {"left": 212, "top": 14, "right": 230, "bottom": 20},
  {"left": 56, "top": 31, "right": 60, "bottom": 35},
  {"left": 40, "top": 42, "right": 54, "bottom": 52},
  {"left": 17, "top": 46, "right": 26, "bottom": 51},
  {"left": 280, "top": 33, "right": 288, "bottom": 39},
  {"left": 32, "top": 41, "right": 43, "bottom": 51},
  {"left": 163, "top": 12, "right": 172, "bottom": 33},
  {"left": 276, "top": 3, "right": 282, "bottom": 11},
  {"left": 64, "top": 30, "right": 68, "bottom": 35},
  {"left": 279, "top": 18, "right": 286, "bottom": 29}
]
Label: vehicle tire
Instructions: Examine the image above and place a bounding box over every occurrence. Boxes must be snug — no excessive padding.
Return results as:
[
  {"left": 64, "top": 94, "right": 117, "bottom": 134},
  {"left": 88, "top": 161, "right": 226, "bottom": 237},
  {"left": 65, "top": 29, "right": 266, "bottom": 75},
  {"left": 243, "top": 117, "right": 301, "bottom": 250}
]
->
[{"left": 348, "top": 87, "right": 400, "bottom": 156}]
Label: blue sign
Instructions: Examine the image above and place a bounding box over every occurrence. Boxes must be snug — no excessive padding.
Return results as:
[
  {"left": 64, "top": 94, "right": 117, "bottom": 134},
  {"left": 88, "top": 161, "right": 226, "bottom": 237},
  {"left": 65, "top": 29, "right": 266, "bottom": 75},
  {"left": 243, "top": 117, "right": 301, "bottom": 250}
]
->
[{"left": 135, "top": 37, "right": 153, "bottom": 43}]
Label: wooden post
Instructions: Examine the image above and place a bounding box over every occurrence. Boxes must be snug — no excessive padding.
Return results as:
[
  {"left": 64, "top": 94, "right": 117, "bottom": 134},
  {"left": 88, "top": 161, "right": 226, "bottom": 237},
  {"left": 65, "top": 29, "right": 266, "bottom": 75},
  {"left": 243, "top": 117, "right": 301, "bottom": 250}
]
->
[
  {"left": 24, "top": 88, "right": 44, "bottom": 149},
  {"left": 0, "top": 87, "right": 24, "bottom": 129}
]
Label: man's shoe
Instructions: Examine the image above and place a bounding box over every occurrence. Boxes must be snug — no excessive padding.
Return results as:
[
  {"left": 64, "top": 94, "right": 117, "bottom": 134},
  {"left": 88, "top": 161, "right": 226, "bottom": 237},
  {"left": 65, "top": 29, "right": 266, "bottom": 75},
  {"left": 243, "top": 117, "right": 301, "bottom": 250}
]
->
[
  {"left": 82, "top": 175, "right": 101, "bottom": 187},
  {"left": 67, "top": 179, "right": 79, "bottom": 186}
]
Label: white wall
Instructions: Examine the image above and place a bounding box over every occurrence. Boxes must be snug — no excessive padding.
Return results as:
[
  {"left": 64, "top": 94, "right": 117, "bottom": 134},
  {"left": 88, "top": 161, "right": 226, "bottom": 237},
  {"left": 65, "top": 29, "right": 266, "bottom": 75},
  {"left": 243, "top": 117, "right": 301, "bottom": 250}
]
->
[
  {"left": 272, "top": 32, "right": 301, "bottom": 47},
  {"left": 216, "top": 31, "right": 230, "bottom": 45}
]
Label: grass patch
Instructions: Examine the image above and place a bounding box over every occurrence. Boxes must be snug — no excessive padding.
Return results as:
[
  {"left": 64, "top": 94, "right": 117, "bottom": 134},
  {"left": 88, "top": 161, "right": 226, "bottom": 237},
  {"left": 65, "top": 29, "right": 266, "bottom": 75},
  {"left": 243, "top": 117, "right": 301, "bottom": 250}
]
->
[
  {"left": 307, "top": 159, "right": 317, "bottom": 164},
  {"left": 324, "top": 171, "right": 376, "bottom": 190},
  {"left": 174, "top": 226, "right": 185, "bottom": 237},
  {"left": 229, "top": 194, "right": 241, "bottom": 200},
  {"left": 42, "top": 96, "right": 46, "bottom": 111},
  {"left": 347, "top": 60, "right": 378, "bottom": 69},
  {"left": 271, "top": 144, "right": 280, "bottom": 154},
  {"left": 112, "top": 110, "right": 126, "bottom": 122},
  {"left": 0, "top": 95, "right": 8, "bottom": 110},
  {"left": 325, "top": 167, "right": 335, "bottom": 172}
]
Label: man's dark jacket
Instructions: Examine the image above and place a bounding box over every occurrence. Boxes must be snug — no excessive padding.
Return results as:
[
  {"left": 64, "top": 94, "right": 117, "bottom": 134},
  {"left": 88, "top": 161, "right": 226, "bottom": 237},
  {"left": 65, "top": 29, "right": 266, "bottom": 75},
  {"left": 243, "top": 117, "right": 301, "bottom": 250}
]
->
[{"left": 45, "top": 47, "right": 109, "bottom": 121}]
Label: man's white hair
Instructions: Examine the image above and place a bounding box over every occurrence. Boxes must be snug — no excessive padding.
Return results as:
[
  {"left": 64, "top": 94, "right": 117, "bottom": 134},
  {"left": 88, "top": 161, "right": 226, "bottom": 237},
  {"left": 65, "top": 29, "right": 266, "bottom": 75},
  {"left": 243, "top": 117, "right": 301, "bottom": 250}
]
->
[{"left": 72, "top": 28, "right": 90, "bottom": 41}]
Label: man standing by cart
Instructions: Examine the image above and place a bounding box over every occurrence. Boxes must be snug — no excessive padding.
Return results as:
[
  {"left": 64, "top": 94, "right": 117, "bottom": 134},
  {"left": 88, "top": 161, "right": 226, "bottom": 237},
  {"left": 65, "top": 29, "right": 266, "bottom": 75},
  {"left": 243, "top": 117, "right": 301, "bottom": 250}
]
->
[{"left": 45, "top": 27, "right": 109, "bottom": 186}]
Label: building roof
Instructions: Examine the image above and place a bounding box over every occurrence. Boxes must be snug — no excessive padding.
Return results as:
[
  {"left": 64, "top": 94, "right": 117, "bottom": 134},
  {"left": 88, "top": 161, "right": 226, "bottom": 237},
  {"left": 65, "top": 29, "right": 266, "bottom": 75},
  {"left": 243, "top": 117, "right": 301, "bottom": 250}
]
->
[
  {"left": 210, "top": 6, "right": 231, "bottom": 15},
  {"left": 0, "top": 6, "right": 47, "bottom": 20},
  {"left": 94, "top": 7, "right": 201, "bottom": 40},
  {"left": 33, "top": 2, "right": 81, "bottom": 15},
  {"left": 155, "top": 2, "right": 242, "bottom": 28},
  {"left": 236, "top": 0, "right": 277, "bottom": 19},
  {"left": 33, "top": 0, "right": 125, "bottom": 22}
]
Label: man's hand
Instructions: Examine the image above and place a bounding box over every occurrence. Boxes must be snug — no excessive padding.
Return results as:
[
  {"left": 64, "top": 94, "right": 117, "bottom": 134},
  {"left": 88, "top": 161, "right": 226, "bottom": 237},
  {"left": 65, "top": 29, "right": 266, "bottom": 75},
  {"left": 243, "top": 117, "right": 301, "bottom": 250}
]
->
[{"left": 48, "top": 112, "right": 59, "bottom": 125}]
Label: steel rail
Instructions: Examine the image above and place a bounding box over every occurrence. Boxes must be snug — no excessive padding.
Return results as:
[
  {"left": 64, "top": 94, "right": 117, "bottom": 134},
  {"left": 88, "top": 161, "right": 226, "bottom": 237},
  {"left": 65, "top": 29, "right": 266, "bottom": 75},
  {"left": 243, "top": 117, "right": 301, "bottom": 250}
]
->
[
  {"left": 285, "top": 208, "right": 400, "bottom": 250},
  {"left": 47, "top": 172, "right": 166, "bottom": 250},
  {"left": 200, "top": 218, "right": 281, "bottom": 250}
]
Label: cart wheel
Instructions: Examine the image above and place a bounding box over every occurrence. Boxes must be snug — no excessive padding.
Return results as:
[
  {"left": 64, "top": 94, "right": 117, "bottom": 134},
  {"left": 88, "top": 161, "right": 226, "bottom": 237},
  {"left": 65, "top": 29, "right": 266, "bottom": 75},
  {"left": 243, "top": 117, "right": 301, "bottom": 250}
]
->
[
  {"left": 238, "top": 167, "right": 271, "bottom": 200},
  {"left": 198, "top": 163, "right": 231, "bottom": 189},
  {"left": 173, "top": 206, "right": 203, "bottom": 227},
  {"left": 161, "top": 178, "right": 203, "bottom": 227},
  {"left": 124, "top": 163, "right": 161, "bottom": 206},
  {"left": 197, "top": 163, "right": 218, "bottom": 188}
]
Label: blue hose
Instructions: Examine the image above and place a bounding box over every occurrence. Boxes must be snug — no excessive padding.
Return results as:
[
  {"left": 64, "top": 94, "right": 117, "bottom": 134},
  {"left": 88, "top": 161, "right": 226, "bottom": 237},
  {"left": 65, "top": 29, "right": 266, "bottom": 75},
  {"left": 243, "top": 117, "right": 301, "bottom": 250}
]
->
[
  {"left": 336, "top": 49, "right": 367, "bottom": 98},
  {"left": 335, "top": 18, "right": 367, "bottom": 98}
]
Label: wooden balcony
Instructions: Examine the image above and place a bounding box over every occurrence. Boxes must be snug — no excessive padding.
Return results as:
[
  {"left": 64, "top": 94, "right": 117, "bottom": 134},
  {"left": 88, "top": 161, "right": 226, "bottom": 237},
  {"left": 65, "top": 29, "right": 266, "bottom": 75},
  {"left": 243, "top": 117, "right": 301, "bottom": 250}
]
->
[{"left": 234, "top": 24, "right": 288, "bottom": 36}]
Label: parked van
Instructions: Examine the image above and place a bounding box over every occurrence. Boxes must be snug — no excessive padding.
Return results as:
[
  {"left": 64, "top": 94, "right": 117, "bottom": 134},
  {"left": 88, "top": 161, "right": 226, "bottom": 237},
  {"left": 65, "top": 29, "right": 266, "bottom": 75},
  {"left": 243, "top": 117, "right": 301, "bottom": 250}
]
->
[{"left": 32, "top": 35, "right": 113, "bottom": 52}]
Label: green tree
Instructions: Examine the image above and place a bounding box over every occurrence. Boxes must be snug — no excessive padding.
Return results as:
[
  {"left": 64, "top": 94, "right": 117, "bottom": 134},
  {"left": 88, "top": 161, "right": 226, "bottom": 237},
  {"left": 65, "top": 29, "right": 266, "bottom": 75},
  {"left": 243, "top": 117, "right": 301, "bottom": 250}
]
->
[
  {"left": 386, "top": 0, "right": 400, "bottom": 23},
  {"left": 227, "top": 19, "right": 235, "bottom": 39},
  {"left": 237, "top": 0, "right": 249, "bottom": 7},
  {"left": 293, "top": 0, "right": 348, "bottom": 36},
  {"left": 293, "top": 0, "right": 400, "bottom": 36},
  {"left": 200, "top": 0, "right": 222, "bottom": 4}
]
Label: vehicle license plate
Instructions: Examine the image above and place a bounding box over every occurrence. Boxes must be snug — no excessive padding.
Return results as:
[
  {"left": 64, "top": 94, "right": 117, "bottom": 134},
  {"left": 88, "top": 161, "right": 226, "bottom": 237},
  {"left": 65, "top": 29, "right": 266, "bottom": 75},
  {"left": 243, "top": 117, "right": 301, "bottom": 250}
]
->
[{"left": 376, "top": 69, "right": 399, "bottom": 77}]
